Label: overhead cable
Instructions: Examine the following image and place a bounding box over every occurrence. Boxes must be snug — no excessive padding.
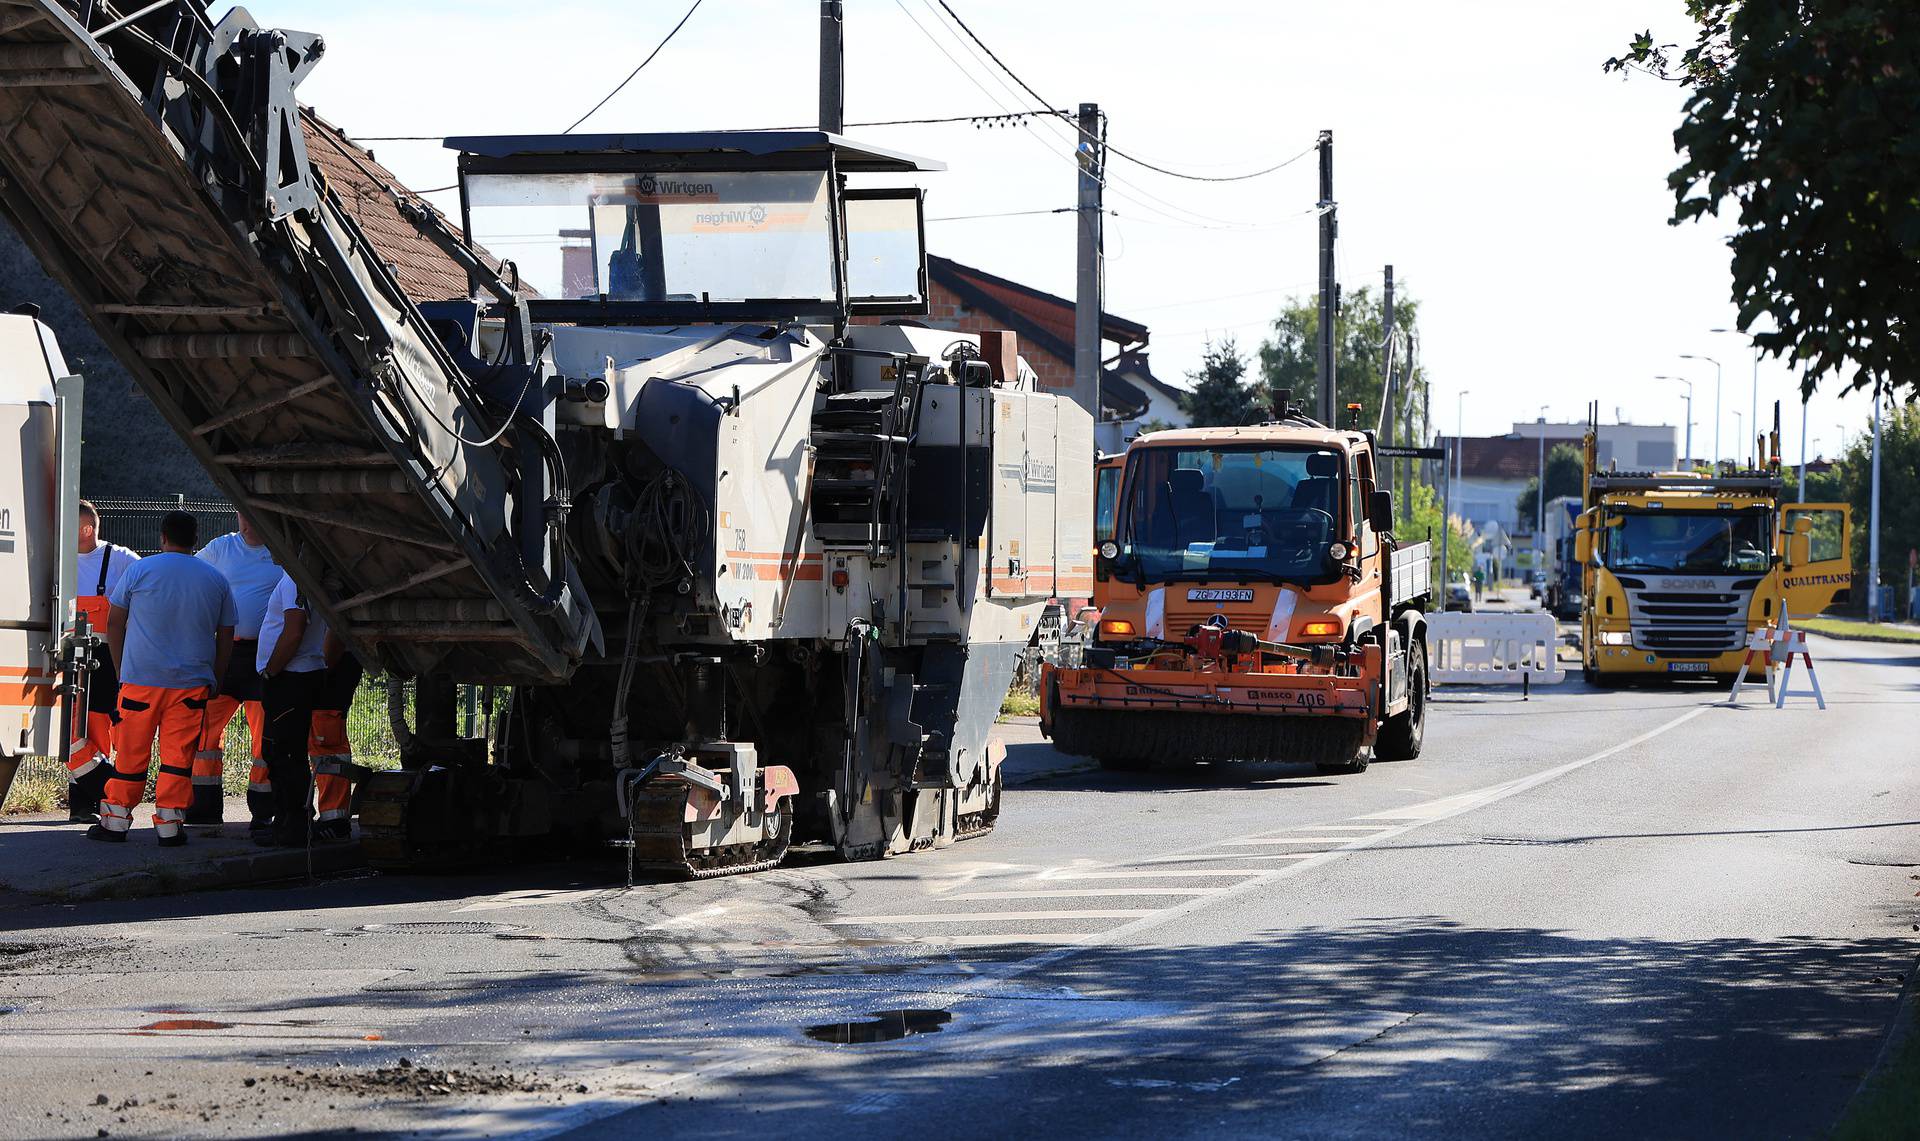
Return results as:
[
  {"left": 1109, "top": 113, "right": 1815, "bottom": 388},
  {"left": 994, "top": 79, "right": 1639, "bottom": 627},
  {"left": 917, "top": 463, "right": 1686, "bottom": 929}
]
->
[{"left": 562, "top": 0, "right": 706, "bottom": 134}]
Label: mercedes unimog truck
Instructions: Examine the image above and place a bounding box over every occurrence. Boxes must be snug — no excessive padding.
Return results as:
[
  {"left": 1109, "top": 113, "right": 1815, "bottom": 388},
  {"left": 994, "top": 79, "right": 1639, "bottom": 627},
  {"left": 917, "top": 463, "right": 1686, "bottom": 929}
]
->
[
  {"left": 1575, "top": 402, "right": 1852, "bottom": 683},
  {"left": 1041, "top": 399, "right": 1432, "bottom": 774}
]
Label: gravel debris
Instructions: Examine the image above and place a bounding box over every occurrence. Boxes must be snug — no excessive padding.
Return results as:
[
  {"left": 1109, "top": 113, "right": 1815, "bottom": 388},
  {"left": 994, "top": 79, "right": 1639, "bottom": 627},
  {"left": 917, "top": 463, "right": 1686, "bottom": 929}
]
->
[{"left": 273, "top": 1063, "right": 552, "bottom": 1098}]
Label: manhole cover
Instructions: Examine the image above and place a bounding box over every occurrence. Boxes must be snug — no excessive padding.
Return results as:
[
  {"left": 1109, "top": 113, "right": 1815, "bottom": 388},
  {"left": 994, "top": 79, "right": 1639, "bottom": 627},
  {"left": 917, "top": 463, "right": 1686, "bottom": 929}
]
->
[{"left": 357, "top": 922, "right": 526, "bottom": 935}]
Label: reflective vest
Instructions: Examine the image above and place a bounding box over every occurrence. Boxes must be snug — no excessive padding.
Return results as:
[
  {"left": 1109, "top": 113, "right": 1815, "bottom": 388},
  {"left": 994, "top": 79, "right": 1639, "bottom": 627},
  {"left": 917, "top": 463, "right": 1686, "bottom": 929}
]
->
[{"left": 76, "top": 545, "right": 113, "bottom": 632}]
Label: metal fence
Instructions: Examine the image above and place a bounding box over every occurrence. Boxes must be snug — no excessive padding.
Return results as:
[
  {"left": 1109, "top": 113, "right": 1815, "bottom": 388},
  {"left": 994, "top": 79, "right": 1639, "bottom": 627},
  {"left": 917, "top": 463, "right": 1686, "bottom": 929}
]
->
[{"left": 90, "top": 496, "right": 236, "bottom": 556}]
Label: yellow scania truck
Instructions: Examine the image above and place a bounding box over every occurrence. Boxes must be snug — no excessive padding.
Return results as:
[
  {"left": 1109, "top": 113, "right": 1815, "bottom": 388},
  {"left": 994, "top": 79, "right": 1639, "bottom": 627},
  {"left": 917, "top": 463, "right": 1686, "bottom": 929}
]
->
[{"left": 1575, "top": 403, "right": 1852, "bottom": 683}]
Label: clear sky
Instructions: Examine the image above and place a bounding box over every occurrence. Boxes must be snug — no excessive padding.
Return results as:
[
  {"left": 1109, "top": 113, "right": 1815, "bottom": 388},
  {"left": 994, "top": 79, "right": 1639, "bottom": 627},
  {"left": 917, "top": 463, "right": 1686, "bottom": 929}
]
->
[{"left": 253, "top": 0, "right": 1884, "bottom": 467}]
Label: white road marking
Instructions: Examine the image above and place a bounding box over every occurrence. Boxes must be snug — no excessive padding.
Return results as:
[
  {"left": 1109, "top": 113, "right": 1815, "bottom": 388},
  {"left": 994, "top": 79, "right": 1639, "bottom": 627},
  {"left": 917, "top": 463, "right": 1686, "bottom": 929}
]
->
[
  {"left": 943, "top": 888, "right": 1228, "bottom": 900},
  {"left": 823, "top": 910, "right": 1156, "bottom": 925},
  {"left": 454, "top": 888, "right": 603, "bottom": 913},
  {"left": 1134, "top": 852, "right": 1320, "bottom": 864},
  {"left": 1217, "top": 837, "right": 1357, "bottom": 846},
  {"left": 1037, "top": 869, "right": 1278, "bottom": 879}
]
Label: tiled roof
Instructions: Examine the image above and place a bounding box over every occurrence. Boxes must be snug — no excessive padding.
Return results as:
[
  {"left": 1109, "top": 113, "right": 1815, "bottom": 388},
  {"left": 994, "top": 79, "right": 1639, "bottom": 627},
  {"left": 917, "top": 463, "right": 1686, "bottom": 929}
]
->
[
  {"left": 929, "top": 256, "right": 1149, "bottom": 359},
  {"left": 302, "top": 111, "right": 504, "bottom": 302}
]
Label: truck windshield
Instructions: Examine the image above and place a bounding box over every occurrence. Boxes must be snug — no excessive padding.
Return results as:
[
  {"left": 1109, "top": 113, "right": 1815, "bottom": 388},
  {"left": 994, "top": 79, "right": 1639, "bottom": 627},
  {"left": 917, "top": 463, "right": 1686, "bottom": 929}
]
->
[
  {"left": 1604, "top": 510, "right": 1772, "bottom": 574},
  {"left": 1117, "top": 444, "right": 1345, "bottom": 584}
]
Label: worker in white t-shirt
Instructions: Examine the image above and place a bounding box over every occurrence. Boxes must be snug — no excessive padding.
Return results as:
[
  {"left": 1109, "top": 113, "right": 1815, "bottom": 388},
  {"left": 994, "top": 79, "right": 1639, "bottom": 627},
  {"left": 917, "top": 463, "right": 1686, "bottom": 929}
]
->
[
  {"left": 255, "top": 571, "right": 327, "bottom": 848},
  {"left": 66, "top": 499, "right": 140, "bottom": 824},
  {"left": 191, "top": 513, "right": 281, "bottom": 832},
  {"left": 92, "top": 511, "right": 237, "bottom": 846}
]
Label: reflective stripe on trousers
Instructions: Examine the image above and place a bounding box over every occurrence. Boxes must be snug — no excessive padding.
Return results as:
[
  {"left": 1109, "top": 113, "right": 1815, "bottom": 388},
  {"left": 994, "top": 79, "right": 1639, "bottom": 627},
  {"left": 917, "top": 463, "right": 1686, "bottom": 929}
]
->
[{"left": 311, "top": 753, "right": 352, "bottom": 822}]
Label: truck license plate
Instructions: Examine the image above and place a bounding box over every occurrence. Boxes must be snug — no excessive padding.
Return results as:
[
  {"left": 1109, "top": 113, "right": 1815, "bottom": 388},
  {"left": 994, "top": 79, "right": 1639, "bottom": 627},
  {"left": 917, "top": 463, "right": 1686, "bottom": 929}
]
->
[
  {"left": 1188, "top": 588, "right": 1254, "bottom": 602},
  {"left": 1666, "top": 661, "right": 1710, "bottom": 673}
]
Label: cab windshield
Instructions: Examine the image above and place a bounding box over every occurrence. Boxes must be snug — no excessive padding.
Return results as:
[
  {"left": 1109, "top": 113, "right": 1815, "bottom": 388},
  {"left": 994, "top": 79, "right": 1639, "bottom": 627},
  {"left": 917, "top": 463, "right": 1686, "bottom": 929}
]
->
[
  {"left": 1116, "top": 444, "right": 1346, "bottom": 584},
  {"left": 1603, "top": 509, "right": 1772, "bottom": 574}
]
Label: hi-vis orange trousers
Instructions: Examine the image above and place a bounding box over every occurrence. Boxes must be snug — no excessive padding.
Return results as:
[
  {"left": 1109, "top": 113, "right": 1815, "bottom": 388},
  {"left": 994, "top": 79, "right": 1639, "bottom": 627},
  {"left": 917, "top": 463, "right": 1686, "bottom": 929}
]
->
[
  {"left": 99, "top": 684, "right": 210, "bottom": 839},
  {"left": 308, "top": 709, "right": 353, "bottom": 833},
  {"left": 189, "top": 695, "right": 264, "bottom": 827}
]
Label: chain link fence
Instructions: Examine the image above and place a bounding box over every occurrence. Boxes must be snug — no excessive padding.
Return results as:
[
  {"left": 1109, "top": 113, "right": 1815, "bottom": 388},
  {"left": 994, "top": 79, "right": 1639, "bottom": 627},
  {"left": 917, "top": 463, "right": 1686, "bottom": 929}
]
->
[{"left": 89, "top": 496, "right": 236, "bottom": 555}]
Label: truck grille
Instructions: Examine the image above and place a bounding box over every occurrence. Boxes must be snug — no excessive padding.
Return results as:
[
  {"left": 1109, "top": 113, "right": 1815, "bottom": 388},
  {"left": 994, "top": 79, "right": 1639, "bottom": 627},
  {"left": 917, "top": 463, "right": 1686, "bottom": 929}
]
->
[{"left": 1618, "top": 577, "right": 1761, "bottom": 655}]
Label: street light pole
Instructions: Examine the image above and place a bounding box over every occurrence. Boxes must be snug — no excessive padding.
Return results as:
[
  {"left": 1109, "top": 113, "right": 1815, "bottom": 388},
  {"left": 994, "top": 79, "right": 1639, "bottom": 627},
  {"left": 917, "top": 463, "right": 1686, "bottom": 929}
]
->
[
  {"left": 1443, "top": 389, "right": 1468, "bottom": 586},
  {"left": 1732, "top": 410, "right": 1743, "bottom": 467},
  {"left": 1710, "top": 328, "right": 1762, "bottom": 470},
  {"left": 1679, "top": 354, "right": 1722, "bottom": 466},
  {"left": 1536, "top": 407, "right": 1547, "bottom": 566},
  {"left": 1798, "top": 394, "right": 1808, "bottom": 503},
  {"left": 1656, "top": 375, "right": 1692, "bottom": 464},
  {"left": 1870, "top": 381, "right": 1884, "bottom": 623}
]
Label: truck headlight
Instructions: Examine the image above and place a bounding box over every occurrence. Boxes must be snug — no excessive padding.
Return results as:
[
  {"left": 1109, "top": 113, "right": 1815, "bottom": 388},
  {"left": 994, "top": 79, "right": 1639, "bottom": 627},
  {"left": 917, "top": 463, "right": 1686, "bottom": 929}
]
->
[{"left": 1598, "top": 631, "right": 1631, "bottom": 646}]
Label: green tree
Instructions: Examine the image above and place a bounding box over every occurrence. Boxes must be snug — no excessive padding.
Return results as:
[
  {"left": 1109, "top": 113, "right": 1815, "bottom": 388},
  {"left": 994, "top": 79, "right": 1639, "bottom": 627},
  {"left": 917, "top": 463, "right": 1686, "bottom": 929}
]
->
[
  {"left": 1183, "top": 337, "right": 1263, "bottom": 427},
  {"left": 1391, "top": 479, "right": 1472, "bottom": 582},
  {"left": 1606, "top": 2, "right": 1920, "bottom": 400},
  {"left": 1514, "top": 444, "right": 1586, "bottom": 526},
  {"left": 1257, "top": 286, "right": 1428, "bottom": 440},
  {"left": 1834, "top": 400, "right": 1920, "bottom": 587}
]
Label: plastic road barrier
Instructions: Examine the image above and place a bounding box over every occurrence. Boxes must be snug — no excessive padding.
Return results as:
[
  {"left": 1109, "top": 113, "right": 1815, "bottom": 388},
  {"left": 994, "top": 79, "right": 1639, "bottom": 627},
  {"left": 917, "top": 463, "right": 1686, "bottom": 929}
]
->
[
  {"left": 1726, "top": 628, "right": 1778, "bottom": 706},
  {"left": 1423, "top": 611, "right": 1565, "bottom": 698}
]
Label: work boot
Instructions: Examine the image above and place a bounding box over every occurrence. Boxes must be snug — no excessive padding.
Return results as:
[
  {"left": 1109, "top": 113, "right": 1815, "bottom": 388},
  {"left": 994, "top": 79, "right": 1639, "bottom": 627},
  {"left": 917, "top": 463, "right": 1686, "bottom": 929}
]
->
[
  {"left": 312, "top": 821, "right": 351, "bottom": 844},
  {"left": 67, "top": 768, "right": 109, "bottom": 824},
  {"left": 157, "top": 832, "right": 188, "bottom": 848},
  {"left": 85, "top": 824, "right": 126, "bottom": 844}
]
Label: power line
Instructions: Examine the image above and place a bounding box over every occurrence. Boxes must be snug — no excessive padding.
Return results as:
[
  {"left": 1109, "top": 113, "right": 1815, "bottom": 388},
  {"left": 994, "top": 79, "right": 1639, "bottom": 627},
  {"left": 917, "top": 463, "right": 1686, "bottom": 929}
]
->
[
  {"left": 932, "top": 0, "right": 1314, "bottom": 183},
  {"left": 563, "top": 0, "right": 706, "bottom": 134}
]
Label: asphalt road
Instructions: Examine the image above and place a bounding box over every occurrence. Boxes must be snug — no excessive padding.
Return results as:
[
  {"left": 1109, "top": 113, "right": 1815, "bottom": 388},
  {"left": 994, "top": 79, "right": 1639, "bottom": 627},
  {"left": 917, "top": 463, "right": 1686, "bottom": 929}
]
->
[{"left": 2, "top": 619, "right": 1915, "bottom": 1140}]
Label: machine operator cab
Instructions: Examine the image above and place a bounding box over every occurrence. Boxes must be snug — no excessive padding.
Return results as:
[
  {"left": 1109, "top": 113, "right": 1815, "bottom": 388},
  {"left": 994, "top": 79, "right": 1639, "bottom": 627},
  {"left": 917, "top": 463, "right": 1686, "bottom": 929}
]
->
[{"left": 445, "top": 131, "right": 938, "bottom": 327}]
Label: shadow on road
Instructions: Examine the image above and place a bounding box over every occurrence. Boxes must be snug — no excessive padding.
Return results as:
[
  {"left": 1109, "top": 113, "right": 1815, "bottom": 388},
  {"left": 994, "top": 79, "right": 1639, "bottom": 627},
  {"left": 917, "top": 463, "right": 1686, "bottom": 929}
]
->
[{"left": 521, "top": 920, "right": 1916, "bottom": 1140}]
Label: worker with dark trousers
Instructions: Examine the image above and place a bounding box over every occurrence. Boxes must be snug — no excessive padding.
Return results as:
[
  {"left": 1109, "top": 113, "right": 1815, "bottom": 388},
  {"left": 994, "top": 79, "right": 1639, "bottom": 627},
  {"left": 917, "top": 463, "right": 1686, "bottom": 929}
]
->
[
  {"left": 190, "top": 513, "right": 281, "bottom": 833},
  {"left": 307, "top": 631, "right": 363, "bottom": 843},
  {"left": 66, "top": 499, "right": 140, "bottom": 824},
  {"left": 256, "top": 570, "right": 326, "bottom": 849},
  {"left": 91, "top": 511, "right": 236, "bottom": 846}
]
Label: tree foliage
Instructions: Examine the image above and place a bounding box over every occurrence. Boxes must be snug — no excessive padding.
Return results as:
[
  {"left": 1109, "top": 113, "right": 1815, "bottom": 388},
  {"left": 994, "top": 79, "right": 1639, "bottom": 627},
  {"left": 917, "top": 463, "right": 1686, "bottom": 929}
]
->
[
  {"left": 1257, "top": 286, "right": 1428, "bottom": 440},
  {"left": 1514, "top": 444, "right": 1587, "bottom": 527},
  {"left": 1183, "top": 337, "right": 1264, "bottom": 427},
  {"left": 1607, "top": 2, "right": 1920, "bottom": 400},
  {"left": 1392, "top": 479, "right": 1473, "bottom": 582}
]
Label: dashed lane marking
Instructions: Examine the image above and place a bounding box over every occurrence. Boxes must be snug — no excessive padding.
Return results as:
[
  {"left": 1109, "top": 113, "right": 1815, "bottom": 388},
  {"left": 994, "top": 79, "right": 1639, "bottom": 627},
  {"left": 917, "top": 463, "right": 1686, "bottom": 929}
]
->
[
  {"left": 1217, "top": 837, "right": 1360, "bottom": 846},
  {"left": 1133, "top": 852, "right": 1320, "bottom": 864}
]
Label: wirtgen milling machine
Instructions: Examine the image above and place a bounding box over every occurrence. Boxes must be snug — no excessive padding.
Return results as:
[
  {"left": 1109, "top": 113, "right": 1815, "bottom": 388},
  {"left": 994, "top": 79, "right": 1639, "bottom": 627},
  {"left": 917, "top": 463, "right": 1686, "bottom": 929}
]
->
[{"left": 0, "top": 1, "right": 1090, "bottom": 875}]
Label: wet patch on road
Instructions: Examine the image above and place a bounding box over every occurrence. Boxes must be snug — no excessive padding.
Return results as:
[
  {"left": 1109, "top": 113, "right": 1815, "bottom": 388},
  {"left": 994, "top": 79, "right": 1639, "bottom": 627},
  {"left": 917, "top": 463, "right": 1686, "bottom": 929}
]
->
[{"left": 805, "top": 1008, "right": 953, "bottom": 1044}]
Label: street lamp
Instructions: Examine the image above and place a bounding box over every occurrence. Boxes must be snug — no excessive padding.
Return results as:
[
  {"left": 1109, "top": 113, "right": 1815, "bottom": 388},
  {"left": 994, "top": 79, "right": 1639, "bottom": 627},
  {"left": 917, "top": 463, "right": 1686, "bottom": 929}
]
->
[
  {"left": 1442, "top": 389, "right": 1469, "bottom": 587},
  {"left": 1679, "top": 353, "right": 1722, "bottom": 466},
  {"left": 1710, "top": 327, "right": 1761, "bottom": 468},
  {"left": 1536, "top": 407, "right": 1548, "bottom": 571},
  {"left": 1656, "top": 375, "right": 1693, "bottom": 465},
  {"left": 1732, "top": 410, "right": 1743, "bottom": 466}
]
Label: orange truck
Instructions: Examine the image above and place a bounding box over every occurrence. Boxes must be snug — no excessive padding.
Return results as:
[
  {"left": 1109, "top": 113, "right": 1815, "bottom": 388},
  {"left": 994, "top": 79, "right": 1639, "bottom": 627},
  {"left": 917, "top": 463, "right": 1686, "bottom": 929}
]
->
[{"left": 1042, "top": 406, "right": 1433, "bottom": 774}]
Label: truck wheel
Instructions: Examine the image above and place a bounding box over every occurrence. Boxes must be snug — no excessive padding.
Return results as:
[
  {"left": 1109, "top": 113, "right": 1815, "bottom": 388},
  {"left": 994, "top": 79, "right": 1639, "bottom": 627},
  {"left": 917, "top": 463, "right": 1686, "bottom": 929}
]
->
[
  {"left": 1375, "top": 645, "right": 1426, "bottom": 761},
  {"left": 1315, "top": 752, "right": 1369, "bottom": 776}
]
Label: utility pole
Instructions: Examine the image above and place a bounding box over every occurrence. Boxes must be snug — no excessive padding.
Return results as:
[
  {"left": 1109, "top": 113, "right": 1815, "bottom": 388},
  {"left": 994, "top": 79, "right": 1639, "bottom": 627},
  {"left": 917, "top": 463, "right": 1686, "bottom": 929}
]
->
[
  {"left": 1074, "top": 102, "right": 1106, "bottom": 442},
  {"left": 818, "top": 1, "right": 844, "bottom": 133},
  {"left": 1315, "top": 129, "right": 1337, "bottom": 423},
  {"left": 1869, "top": 381, "right": 1884, "bottom": 622}
]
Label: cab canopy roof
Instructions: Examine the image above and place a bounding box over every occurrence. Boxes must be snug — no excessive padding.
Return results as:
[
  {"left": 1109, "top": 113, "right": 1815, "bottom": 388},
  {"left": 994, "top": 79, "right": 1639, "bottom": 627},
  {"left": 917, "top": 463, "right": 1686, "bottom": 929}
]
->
[{"left": 444, "top": 131, "right": 944, "bottom": 173}]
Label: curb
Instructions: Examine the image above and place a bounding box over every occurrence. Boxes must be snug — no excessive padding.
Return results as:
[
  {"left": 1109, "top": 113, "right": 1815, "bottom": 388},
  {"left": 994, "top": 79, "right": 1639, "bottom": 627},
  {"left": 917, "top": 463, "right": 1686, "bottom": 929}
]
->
[
  {"left": 1839, "top": 952, "right": 1920, "bottom": 1127},
  {"left": 48, "top": 841, "right": 368, "bottom": 903},
  {"left": 1800, "top": 624, "right": 1920, "bottom": 646}
]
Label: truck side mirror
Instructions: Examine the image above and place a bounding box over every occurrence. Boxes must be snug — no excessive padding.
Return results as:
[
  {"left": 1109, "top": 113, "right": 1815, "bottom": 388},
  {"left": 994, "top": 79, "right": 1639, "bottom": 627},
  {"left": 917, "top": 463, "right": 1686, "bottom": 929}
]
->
[
  {"left": 1368, "top": 489, "right": 1393, "bottom": 531},
  {"left": 1574, "top": 526, "right": 1593, "bottom": 566},
  {"left": 1786, "top": 515, "right": 1813, "bottom": 567}
]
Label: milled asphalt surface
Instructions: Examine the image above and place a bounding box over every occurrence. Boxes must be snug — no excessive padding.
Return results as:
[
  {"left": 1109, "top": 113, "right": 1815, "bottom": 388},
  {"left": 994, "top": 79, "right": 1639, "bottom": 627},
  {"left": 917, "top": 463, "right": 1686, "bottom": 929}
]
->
[{"left": 1, "top": 598, "right": 1915, "bottom": 1139}]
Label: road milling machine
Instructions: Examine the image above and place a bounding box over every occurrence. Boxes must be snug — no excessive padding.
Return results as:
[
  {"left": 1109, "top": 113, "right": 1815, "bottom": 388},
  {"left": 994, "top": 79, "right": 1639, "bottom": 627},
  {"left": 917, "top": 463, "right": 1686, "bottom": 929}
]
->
[
  {"left": 1042, "top": 399, "right": 1432, "bottom": 774},
  {"left": 0, "top": 0, "right": 1090, "bottom": 874}
]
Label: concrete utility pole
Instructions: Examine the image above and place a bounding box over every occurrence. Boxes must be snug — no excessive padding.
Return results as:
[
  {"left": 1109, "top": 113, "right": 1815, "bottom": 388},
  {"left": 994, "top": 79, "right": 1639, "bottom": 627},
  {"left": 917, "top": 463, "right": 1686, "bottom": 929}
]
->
[
  {"left": 818, "top": 1, "right": 844, "bottom": 133},
  {"left": 1074, "top": 102, "right": 1106, "bottom": 438},
  {"left": 1315, "top": 129, "right": 1337, "bottom": 424},
  {"left": 1869, "top": 381, "right": 1884, "bottom": 622}
]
